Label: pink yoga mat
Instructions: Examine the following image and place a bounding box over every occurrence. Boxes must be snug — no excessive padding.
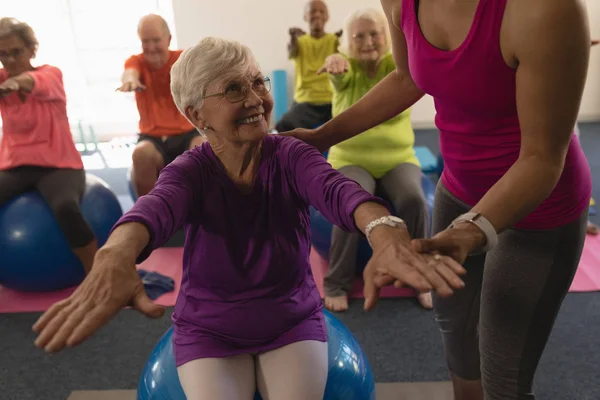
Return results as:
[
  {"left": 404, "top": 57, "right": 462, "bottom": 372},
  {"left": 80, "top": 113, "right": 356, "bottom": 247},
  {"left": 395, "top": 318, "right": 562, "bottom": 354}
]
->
[
  {"left": 0, "top": 247, "right": 183, "bottom": 314},
  {"left": 2, "top": 235, "right": 599, "bottom": 314},
  {"left": 569, "top": 233, "right": 600, "bottom": 292}
]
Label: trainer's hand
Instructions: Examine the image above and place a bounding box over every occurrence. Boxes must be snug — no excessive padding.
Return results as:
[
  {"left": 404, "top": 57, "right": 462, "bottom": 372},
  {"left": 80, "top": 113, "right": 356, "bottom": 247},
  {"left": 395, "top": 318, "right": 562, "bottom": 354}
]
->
[
  {"left": 116, "top": 80, "right": 146, "bottom": 92},
  {"left": 32, "top": 248, "right": 165, "bottom": 353},
  {"left": 363, "top": 226, "right": 466, "bottom": 311},
  {"left": 317, "top": 54, "right": 350, "bottom": 75},
  {"left": 278, "top": 127, "right": 331, "bottom": 153},
  {"left": 411, "top": 221, "right": 487, "bottom": 266}
]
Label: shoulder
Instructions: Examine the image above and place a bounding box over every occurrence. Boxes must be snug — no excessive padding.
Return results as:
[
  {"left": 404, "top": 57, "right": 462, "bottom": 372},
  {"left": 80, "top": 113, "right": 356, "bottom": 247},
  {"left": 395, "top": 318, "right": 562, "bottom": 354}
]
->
[
  {"left": 125, "top": 54, "right": 143, "bottom": 69},
  {"left": 170, "top": 49, "right": 184, "bottom": 60},
  {"left": 166, "top": 142, "right": 211, "bottom": 172},
  {"left": 269, "top": 134, "right": 323, "bottom": 165},
  {"left": 36, "top": 64, "right": 62, "bottom": 76},
  {"left": 504, "top": 0, "right": 588, "bottom": 63}
]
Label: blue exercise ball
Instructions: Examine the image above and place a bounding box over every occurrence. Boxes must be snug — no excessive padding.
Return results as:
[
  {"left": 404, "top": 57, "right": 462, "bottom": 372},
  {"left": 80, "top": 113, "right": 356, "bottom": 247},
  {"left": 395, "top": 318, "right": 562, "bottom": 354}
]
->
[
  {"left": 137, "top": 310, "right": 375, "bottom": 400},
  {"left": 310, "top": 173, "right": 436, "bottom": 273},
  {"left": 127, "top": 166, "right": 138, "bottom": 202},
  {"left": 0, "top": 174, "right": 123, "bottom": 292}
]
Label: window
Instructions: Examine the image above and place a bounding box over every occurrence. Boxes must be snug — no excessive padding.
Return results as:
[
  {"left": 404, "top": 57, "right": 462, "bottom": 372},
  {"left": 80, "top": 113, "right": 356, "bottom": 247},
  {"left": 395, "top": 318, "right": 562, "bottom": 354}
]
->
[{"left": 0, "top": 0, "right": 177, "bottom": 140}]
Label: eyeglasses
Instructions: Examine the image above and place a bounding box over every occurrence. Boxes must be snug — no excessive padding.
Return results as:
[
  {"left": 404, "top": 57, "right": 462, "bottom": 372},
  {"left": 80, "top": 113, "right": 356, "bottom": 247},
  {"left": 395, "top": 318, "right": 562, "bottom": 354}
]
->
[
  {"left": 0, "top": 47, "right": 26, "bottom": 60},
  {"left": 352, "top": 31, "right": 381, "bottom": 43},
  {"left": 203, "top": 76, "right": 271, "bottom": 103}
]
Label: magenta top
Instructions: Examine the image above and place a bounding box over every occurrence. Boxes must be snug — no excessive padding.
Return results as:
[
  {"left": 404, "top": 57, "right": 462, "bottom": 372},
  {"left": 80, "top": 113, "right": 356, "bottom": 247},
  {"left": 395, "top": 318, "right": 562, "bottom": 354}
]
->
[
  {"left": 113, "top": 135, "right": 386, "bottom": 366},
  {"left": 0, "top": 65, "right": 83, "bottom": 171},
  {"left": 401, "top": 0, "right": 591, "bottom": 229}
]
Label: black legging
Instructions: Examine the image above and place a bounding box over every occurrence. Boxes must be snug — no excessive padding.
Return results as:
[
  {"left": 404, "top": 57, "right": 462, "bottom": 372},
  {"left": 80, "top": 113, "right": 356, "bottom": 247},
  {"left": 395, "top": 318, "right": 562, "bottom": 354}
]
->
[
  {"left": 0, "top": 166, "right": 95, "bottom": 248},
  {"left": 432, "top": 182, "right": 587, "bottom": 400}
]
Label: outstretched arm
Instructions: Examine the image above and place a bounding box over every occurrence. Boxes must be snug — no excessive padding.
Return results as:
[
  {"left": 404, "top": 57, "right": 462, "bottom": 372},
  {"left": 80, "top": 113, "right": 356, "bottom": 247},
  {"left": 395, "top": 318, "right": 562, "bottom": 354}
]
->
[
  {"left": 117, "top": 56, "right": 146, "bottom": 92},
  {"left": 466, "top": 0, "right": 590, "bottom": 237},
  {"left": 284, "top": 138, "right": 466, "bottom": 304},
  {"left": 31, "top": 151, "right": 204, "bottom": 353},
  {"left": 0, "top": 66, "right": 66, "bottom": 102}
]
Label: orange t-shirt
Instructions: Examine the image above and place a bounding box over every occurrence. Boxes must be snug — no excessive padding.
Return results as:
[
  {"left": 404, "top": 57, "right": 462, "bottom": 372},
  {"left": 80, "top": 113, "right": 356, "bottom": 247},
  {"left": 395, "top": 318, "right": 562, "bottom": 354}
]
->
[
  {"left": 0, "top": 65, "right": 83, "bottom": 171},
  {"left": 124, "top": 50, "right": 194, "bottom": 137}
]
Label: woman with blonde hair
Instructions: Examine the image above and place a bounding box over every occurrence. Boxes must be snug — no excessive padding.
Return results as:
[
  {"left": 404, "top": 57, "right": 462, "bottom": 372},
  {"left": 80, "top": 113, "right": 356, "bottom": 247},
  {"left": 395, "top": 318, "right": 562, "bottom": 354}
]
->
[
  {"left": 0, "top": 18, "right": 97, "bottom": 274},
  {"left": 317, "top": 8, "right": 432, "bottom": 311}
]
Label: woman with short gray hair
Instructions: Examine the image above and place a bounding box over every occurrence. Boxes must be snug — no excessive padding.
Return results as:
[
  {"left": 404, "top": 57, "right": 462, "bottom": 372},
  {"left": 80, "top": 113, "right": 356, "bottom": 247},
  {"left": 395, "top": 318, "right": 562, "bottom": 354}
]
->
[{"left": 32, "top": 37, "right": 466, "bottom": 399}]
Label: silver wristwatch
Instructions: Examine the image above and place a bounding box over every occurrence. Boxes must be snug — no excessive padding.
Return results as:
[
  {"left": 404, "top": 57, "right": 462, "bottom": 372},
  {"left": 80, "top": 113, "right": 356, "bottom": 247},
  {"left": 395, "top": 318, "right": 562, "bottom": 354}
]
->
[
  {"left": 448, "top": 212, "right": 498, "bottom": 254},
  {"left": 365, "top": 215, "right": 406, "bottom": 247}
]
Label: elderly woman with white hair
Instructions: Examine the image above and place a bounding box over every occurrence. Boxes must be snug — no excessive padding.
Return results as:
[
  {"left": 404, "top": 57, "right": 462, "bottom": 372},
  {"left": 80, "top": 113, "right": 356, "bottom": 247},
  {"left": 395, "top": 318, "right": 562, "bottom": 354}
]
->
[
  {"left": 317, "top": 8, "right": 432, "bottom": 311},
  {"left": 31, "top": 37, "right": 466, "bottom": 399}
]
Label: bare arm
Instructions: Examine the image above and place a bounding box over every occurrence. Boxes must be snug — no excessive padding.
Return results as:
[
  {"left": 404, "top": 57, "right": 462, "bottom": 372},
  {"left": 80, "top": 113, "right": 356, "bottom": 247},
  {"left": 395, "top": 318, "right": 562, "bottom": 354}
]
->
[
  {"left": 468, "top": 0, "right": 590, "bottom": 235},
  {"left": 117, "top": 68, "right": 145, "bottom": 92},
  {"left": 121, "top": 68, "right": 140, "bottom": 85},
  {"left": 315, "top": 0, "right": 424, "bottom": 148},
  {"left": 97, "top": 222, "right": 150, "bottom": 264}
]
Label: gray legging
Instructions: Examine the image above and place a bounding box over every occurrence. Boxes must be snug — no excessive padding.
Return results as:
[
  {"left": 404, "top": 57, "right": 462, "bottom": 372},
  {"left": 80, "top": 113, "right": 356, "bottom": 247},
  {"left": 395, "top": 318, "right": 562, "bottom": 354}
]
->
[
  {"left": 432, "top": 182, "right": 587, "bottom": 400},
  {"left": 324, "top": 163, "right": 428, "bottom": 297},
  {"left": 0, "top": 166, "right": 95, "bottom": 248}
]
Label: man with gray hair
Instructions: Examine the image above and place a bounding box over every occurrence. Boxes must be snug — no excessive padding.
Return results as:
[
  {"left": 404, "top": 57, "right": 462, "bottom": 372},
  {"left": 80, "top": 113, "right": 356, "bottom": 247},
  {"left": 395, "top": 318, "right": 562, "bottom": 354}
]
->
[{"left": 117, "top": 14, "right": 205, "bottom": 197}]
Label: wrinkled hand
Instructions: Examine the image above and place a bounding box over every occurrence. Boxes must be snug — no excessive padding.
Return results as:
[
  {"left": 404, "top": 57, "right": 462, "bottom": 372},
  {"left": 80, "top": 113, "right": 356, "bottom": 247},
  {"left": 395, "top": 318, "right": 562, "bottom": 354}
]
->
[
  {"left": 116, "top": 80, "right": 146, "bottom": 93},
  {"left": 32, "top": 249, "right": 165, "bottom": 353},
  {"left": 317, "top": 54, "right": 349, "bottom": 75},
  {"left": 0, "top": 78, "right": 19, "bottom": 97},
  {"left": 278, "top": 127, "right": 330, "bottom": 153},
  {"left": 412, "top": 222, "right": 487, "bottom": 266},
  {"left": 289, "top": 27, "right": 306, "bottom": 37},
  {"left": 363, "top": 227, "right": 466, "bottom": 311}
]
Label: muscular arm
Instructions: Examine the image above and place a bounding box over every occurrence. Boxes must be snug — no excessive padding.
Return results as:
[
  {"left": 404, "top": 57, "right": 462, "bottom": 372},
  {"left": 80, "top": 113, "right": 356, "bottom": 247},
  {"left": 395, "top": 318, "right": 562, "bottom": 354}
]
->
[
  {"left": 469, "top": 0, "right": 590, "bottom": 234},
  {"left": 315, "top": 0, "right": 424, "bottom": 148}
]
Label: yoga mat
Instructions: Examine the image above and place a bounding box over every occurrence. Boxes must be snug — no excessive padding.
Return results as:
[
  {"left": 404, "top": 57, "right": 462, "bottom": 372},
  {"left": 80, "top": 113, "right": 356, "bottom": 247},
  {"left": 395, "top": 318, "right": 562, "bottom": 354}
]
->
[
  {"left": 569, "top": 233, "right": 600, "bottom": 292},
  {"left": 0, "top": 247, "right": 183, "bottom": 314},
  {"left": 272, "top": 69, "right": 288, "bottom": 124},
  {"left": 3, "top": 233, "right": 597, "bottom": 314}
]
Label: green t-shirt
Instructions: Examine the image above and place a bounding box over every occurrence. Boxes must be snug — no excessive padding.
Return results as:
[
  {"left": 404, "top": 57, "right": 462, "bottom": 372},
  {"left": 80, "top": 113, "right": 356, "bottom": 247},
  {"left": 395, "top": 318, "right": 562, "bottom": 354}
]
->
[
  {"left": 291, "top": 33, "right": 339, "bottom": 104},
  {"left": 327, "top": 53, "right": 419, "bottom": 178}
]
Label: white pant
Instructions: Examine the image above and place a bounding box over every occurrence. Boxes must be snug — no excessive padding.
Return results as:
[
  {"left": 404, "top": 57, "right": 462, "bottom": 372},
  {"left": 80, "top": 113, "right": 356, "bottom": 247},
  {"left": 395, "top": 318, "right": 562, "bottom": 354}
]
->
[{"left": 177, "top": 340, "right": 328, "bottom": 400}]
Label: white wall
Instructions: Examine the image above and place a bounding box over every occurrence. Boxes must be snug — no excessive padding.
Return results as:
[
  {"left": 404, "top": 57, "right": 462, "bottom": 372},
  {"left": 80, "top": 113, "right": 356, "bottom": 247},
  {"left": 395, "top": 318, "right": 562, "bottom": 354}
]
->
[{"left": 172, "top": 0, "right": 600, "bottom": 129}]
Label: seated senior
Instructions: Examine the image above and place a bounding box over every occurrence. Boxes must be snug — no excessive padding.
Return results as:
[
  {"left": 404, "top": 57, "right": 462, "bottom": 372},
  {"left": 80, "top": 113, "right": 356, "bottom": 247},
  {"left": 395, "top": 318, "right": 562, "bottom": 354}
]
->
[{"left": 32, "top": 37, "right": 465, "bottom": 400}]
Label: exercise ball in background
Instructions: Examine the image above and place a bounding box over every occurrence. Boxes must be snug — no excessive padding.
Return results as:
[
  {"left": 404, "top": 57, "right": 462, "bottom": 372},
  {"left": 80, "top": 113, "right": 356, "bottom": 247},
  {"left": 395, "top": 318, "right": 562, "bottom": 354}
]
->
[
  {"left": 0, "top": 174, "right": 123, "bottom": 292},
  {"left": 310, "top": 173, "right": 436, "bottom": 274},
  {"left": 137, "top": 310, "right": 375, "bottom": 400},
  {"left": 127, "top": 166, "right": 138, "bottom": 202}
]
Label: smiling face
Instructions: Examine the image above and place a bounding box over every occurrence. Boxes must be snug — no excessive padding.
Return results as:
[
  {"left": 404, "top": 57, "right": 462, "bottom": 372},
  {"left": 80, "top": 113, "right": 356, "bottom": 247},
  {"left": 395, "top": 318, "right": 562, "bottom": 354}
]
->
[
  {"left": 188, "top": 62, "right": 274, "bottom": 145},
  {"left": 349, "top": 18, "right": 386, "bottom": 62},
  {"left": 0, "top": 34, "right": 34, "bottom": 76},
  {"left": 304, "top": 0, "right": 329, "bottom": 33}
]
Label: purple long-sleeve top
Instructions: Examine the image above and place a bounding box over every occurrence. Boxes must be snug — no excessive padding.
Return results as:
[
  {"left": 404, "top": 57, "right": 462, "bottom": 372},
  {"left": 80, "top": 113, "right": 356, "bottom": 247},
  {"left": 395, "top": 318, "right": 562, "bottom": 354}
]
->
[{"left": 113, "top": 134, "right": 386, "bottom": 366}]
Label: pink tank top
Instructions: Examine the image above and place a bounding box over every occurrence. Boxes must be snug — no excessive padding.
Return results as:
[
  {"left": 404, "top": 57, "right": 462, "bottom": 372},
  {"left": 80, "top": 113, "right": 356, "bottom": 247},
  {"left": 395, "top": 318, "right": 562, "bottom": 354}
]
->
[{"left": 401, "top": 0, "right": 592, "bottom": 229}]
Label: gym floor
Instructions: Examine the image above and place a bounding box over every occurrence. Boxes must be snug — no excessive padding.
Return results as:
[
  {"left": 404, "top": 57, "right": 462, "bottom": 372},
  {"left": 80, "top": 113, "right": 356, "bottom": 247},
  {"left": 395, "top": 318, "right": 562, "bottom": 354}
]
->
[{"left": 1, "top": 125, "right": 599, "bottom": 400}]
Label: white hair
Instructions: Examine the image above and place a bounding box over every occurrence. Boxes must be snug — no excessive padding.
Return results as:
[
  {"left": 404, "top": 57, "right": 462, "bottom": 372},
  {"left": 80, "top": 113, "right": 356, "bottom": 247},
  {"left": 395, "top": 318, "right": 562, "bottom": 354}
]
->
[
  {"left": 338, "top": 8, "right": 391, "bottom": 57},
  {"left": 170, "top": 37, "right": 256, "bottom": 122}
]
